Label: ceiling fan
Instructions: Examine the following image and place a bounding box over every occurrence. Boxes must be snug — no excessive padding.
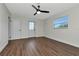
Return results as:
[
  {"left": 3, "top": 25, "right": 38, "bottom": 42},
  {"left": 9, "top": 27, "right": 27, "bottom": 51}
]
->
[{"left": 32, "top": 4, "right": 50, "bottom": 15}]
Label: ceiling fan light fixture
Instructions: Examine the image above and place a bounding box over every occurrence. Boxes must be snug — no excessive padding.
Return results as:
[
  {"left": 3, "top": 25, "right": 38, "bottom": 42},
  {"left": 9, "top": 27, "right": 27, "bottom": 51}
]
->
[
  {"left": 32, "top": 4, "right": 49, "bottom": 15},
  {"left": 37, "top": 11, "right": 41, "bottom": 14}
]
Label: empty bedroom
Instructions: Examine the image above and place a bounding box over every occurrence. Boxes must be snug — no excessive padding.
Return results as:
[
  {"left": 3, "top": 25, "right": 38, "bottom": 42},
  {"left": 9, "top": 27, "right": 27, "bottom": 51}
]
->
[{"left": 0, "top": 3, "right": 79, "bottom": 56}]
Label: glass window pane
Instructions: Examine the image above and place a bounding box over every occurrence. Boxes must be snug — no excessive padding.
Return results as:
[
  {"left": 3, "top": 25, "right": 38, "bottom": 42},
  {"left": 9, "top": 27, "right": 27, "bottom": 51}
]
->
[
  {"left": 53, "top": 16, "right": 68, "bottom": 29},
  {"left": 29, "top": 22, "right": 34, "bottom": 30}
]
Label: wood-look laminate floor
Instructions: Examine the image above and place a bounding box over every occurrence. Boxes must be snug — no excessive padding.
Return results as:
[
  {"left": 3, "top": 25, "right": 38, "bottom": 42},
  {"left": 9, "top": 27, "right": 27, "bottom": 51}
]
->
[{"left": 0, "top": 37, "right": 79, "bottom": 56}]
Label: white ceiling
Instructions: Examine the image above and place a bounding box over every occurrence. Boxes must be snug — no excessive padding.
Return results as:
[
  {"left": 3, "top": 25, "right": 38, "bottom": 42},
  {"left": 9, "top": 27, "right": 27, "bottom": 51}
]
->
[{"left": 5, "top": 3, "right": 79, "bottom": 19}]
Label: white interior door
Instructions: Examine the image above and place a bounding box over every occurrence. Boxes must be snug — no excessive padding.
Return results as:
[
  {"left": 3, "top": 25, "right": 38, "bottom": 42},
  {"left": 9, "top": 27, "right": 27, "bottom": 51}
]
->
[
  {"left": 11, "top": 19, "right": 21, "bottom": 39},
  {"left": 28, "top": 21, "right": 36, "bottom": 37}
]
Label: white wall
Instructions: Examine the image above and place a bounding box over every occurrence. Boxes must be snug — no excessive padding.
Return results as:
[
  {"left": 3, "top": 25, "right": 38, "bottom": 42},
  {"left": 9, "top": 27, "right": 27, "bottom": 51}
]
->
[
  {"left": 11, "top": 17, "right": 44, "bottom": 39},
  {"left": 44, "top": 6, "right": 79, "bottom": 48},
  {"left": 0, "top": 4, "right": 10, "bottom": 52}
]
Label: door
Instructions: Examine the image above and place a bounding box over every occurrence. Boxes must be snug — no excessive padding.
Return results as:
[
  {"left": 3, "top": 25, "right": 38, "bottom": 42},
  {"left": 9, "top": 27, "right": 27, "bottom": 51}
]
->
[
  {"left": 28, "top": 21, "right": 36, "bottom": 37},
  {"left": 11, "top": 19, "right": 21, "bottom": 39}
]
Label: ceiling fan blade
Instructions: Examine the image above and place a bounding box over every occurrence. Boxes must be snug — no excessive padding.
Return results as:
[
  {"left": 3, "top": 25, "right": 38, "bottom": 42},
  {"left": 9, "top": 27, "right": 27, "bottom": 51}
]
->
[
  {"left": 32, "top": 5, "right": 38, "bottom": 10},
  {"left": 34, "top": 12, "right": 37, "bottom": 15},
  {"left": 40, "top": 10, "right": 49, "bottom": 13}
]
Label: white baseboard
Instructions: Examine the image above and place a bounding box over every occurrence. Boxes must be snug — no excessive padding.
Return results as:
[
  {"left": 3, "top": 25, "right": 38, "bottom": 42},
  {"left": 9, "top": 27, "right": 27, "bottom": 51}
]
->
[
  {"left": 0, "top": 41, "right": 8, "bottom": 53},
  {"left": 45, "top": 36, "right": 79, "bottom": 48},
  {"left": 10, "top": 36, "right": 45, "bottom": 40}
]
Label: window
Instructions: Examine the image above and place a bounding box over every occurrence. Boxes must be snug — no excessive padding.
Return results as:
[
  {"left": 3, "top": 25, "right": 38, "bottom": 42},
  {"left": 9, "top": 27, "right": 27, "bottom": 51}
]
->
[
  {"left": 53, "top": 16, "right": 68, "bottom": 29},
  {"left": 29, "top": 21, "right": 34, "bottom": 30}
]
